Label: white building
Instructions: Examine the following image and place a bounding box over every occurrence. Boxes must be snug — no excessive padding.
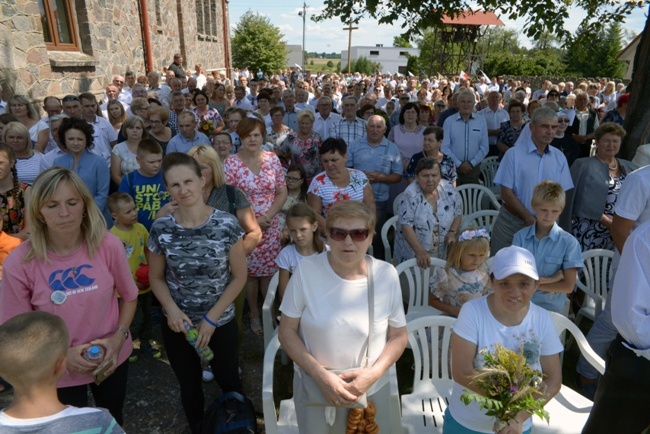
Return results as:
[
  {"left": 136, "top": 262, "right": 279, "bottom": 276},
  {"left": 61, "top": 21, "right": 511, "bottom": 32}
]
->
[
  {"left": 341, "top": 45, "right": 419, "bottom": 75},
  {"left": 286, "top": 44, "right": 304, "bottom": 69}
]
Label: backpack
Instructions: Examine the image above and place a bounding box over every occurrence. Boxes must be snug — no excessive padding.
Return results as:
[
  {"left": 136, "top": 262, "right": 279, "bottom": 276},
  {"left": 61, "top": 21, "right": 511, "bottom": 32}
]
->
[{"left": 201, "top": 391, "right": 258, "bottom": 434}]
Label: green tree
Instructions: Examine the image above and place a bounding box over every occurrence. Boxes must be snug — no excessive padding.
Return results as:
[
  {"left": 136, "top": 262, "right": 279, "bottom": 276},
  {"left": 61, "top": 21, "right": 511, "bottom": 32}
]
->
[
  {"left": 231, "top": 11, "right": 289, "bottom": 75},
  {"left": 346, "top": 56, "right": 382, "bottom": 75},
  {"left": 565, "top": 22, "right": 626, "bottom": 78},
  {"left": 326, "top": 60, "right": 334, "bottom": 67},
  {"left": 393, "top": 35, "right": 413, "bottom": 48}
]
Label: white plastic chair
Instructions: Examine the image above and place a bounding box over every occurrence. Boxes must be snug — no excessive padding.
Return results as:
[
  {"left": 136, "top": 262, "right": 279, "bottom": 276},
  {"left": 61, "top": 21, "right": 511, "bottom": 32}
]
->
[
  {"left": 395, "top": 257, "right": 445, "bottom": 323},
  {"left": 382, "top": 215, "right": 398, "bottom": 264},
  {"left": 574, "top": 249, "right": 614, "bottom": 326},
  {"left": 460, "top": 210, "right": 500, "bottom": 235},
  {"left": 262, "top": 334, "right": 405, "bottom": 434},
  {"left": 400, "top": 315, "right": 455, "bottom": 434},
  {"left": 262, "top": 272, "right": 280, "bottom": 351},
  {"left": 393, "top": 192, "right": 405, "bottom": 216},
  {"left": 398, "top": 313, "right": 605, "bottom": 434},
  {"left": 456, "top": 183, "right": 501, "bottom": 217},
  {"left": 479, "top": 156, "right": 500, "bottom": 198}
]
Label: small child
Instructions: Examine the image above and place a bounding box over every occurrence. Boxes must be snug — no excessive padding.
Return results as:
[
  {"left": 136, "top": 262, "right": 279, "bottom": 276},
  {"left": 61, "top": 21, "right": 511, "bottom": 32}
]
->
[
  {"left": 280, "top": 165, "right": 309, "bottom": 245},
  {"left": 512, "top": 181, "right": 583, "bottom": 314},
  {"left": 0, "top": 311, "right": 124, "bottom": 433},
  {"left": 108, "top": 192, "right": 160, "bottom": 361},
  {"left": 117, "top": 138, "right": 170, "bottom": 231},
  {"left": 429, "top": 227, "right": 490, "bottom": 317},
  {"left": 223, "top": 107, "right": 245, "bottom": 153},
  {"left": 276, "top": 203, "right": 326, "bottom": 299}
]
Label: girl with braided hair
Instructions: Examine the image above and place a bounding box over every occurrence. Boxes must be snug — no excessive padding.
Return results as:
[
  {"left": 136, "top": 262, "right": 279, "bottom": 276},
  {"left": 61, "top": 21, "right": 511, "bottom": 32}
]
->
[{"left": 0, "top": 143, "right": 30, "bottom": 240}]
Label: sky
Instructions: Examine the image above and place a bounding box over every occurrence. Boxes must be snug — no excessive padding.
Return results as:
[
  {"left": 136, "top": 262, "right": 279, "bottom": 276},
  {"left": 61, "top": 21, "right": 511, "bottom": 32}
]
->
[{"left": 228, "top": 1, "right": 647, "bottom": 53}]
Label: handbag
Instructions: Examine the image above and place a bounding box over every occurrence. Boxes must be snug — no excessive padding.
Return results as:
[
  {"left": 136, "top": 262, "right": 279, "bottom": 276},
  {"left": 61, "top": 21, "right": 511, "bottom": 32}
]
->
[{"left": 301, "top": 256, "right": 374, "bottom": 408}]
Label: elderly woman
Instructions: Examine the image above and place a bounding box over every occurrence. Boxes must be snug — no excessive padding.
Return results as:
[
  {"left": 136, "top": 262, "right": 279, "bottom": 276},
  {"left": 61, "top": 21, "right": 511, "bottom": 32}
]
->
[
  {"left": 55, "top": 118, "right": 112, "bottom": 227},
  {"left": 212, "top": 132, "right": 233, "bottom": 161},
  {"left": 561, "top": 122, "right": 637, "bottom": 252},
  {"left": 2, "top": 122, "right": 44, "bottom": 185},
  {"left": 496, "top": 100, "right": 527, "bottom": 157},
  {"left": 0, "top": 168, "right": 138, "bottom": 424},
  {"left": 148, "top": 106, "right": 173, "bottom": 154},
  {"left": 388, "top": 102, "right": 425, "bottom": 168},
  {"left": 307, "top": 138, "right": 375, "bottom": 232},
  {"left": 445, "top": 246, "right": 562, "bottom": 434},
  {"left": 550, "top": 111, "right": 580, "bottom": 167},
  {"left": 188, "top": 145, "right": 262, "bottom": 335},
  {"left": 279, "top": 200, "right": 407, "bottom": 433},
  {"left": 267, "top": 106, "right": 292, "bottom": 149},
  {"left": 224, "top": 117, "right": 287, "bottom": 336},
  {"left": 418, "top": 103, "right": 433, "bottom": 127},
  {"left": 193, "top": 90, "right": 224, "bottom": 135},
  {"left": 432, "top": 100, "right": 446, "bottom": 126},
  {"left": 394, "top": 158, "right": 462, "bottom": 267},
  {"left": 8, "top": 95, "right": 49, "bottom": 153},
  {"left": 279, "top": 110, "right": 323, "bottom": 181},
  {"left": 148, "top": 153, "right": 247, "bottom": 433}
]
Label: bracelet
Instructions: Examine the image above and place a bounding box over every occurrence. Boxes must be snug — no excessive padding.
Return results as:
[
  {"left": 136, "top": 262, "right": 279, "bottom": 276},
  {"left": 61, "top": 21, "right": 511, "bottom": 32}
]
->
[
  {"left": 448, "top": 229, "right": 456, "bottom": 234},
  {"left": 203, "top": 315, "right": 218, "bottom": 327},
  {"left": 117, "top": 326, "right": 129, "bottom": 340}
]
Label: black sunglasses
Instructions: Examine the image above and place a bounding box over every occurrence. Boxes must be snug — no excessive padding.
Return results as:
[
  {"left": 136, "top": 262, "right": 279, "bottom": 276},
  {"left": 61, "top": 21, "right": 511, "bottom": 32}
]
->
[{"left": 329, "top": 227, "right": 370, "bottom": 242}]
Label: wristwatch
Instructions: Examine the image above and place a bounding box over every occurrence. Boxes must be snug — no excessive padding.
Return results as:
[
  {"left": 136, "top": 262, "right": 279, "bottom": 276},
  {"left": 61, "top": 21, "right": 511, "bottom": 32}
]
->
[{"left": 117, "top": 326, "right": 129, "bottom": 340}]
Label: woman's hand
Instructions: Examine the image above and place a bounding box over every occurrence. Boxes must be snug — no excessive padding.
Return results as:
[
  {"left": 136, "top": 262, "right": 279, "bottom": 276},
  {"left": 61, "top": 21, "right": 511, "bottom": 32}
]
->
[
  {"left": 495, "top": 417, "right": 524, "bottom": 434},
  {"left": 338, "top": 368, "right": 379, "bottom": 397},
  {"left": 600, "top": 214, "right": 613, "bottom": 229},
  {"left": 316, "top": 369, "right": 361, "bottom": 406},
  {"left": 257, "top": 214, "right": 272, "bottom": 229},
  {"left": 156, "top": 200, "right": 178, "bottom": 219},
  {"left": 67, "top": 343, "right": 99, "bottom": 375},
  {"left": 165, "top": 304, "right": 192, "bottom": 333},
  {"left": 90, "top": 331, "right": 128, "bottom": 377},
  {"left": 415, "top": 248, "right": 431, "bottom": 269},
  {"left": 444, "top": 231, "right": 456, "bottom": 247},
  {"left": 196, "top": 318, "right": 217, "bottom": 349}
]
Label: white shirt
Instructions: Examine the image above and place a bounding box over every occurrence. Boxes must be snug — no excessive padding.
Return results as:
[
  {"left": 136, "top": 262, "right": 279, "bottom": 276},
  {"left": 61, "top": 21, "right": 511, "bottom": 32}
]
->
[
  {"left": 611, "top": 219, "right": 650, "bottom": 361},
  {"left": 86, "top": 116, "right": 116, "bottom": 167},
  {"left": 313, "top": 112, "right": 341, "bottom": 141},
  {"left": 233, "top": 98, "right": 254, "bottom": 111},
  {"left": 478, "top": 106, "right": 510, "bottom": 145}
]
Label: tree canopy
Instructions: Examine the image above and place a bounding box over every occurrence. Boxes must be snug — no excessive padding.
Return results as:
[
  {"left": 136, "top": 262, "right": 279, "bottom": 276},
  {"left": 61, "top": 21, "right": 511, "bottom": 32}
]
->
[
  {"left": 313, "top": 0, "right": 644, "bottom": 42},
  {"left": 231, "top": 11, "right": 289, "bottom": 75},
  {"left": 565, "top": 23, "right": 627, "bottom": 78}
]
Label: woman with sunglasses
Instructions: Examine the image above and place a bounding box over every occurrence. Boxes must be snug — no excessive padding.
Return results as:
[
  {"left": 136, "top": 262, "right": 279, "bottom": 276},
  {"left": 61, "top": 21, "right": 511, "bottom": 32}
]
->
[{"left": 279, "top": 200, "right": 407, "bottom": 433}]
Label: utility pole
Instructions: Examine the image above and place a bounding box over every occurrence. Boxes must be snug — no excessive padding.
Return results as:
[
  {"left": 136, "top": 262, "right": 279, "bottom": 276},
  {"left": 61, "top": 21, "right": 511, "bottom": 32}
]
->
[
  {"left": 298, "top": 3, "right": 308, "bottom": 73},
  {"left": 343, "top": 17, "right": 358, "bottom": 73}
]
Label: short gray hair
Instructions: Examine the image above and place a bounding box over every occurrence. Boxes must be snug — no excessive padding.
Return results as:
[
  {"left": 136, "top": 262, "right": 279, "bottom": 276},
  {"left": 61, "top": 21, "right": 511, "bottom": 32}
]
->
[{"left": 531, "top": 107, "right": 557, "bottom": 125}]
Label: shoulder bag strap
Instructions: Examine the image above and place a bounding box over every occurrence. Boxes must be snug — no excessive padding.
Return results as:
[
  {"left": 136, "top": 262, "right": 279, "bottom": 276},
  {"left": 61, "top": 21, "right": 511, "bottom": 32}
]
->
[{"left": 365, "top": 256, "right": 374, "bottom": 369}]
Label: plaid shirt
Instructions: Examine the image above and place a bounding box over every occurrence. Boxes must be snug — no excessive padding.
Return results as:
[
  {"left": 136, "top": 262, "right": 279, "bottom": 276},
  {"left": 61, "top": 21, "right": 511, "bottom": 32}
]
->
[{"left": 329, "top": 116, "right": 367, "bottom": 146}]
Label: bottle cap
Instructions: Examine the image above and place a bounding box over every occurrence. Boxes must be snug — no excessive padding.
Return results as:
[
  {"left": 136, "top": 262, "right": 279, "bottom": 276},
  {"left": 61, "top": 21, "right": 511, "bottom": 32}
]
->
[{"left": 88, "top": 345, "right": 101, "bottom": 356}]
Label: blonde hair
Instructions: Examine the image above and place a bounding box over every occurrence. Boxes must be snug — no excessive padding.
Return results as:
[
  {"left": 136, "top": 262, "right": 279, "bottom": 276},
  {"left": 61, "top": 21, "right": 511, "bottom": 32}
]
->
[
  {"left": 8, "top": 95, "right": 40, "bottom": 120},
  {"left": 325, "top": 201, "right": 376, "bottom": 235},
  {"left": 188, "top": 145, "right": 227, "bottom": 188},
  {"left": 2, "top": 121, "right": 30, "bottom": 144},
  {"left": 531, "top": 180, "right": 565, "bottom": 209},
  {"left": 297, "top": 110, "right": 315, "bottom": 123},
  {"left": 446, "top": 227, "right": 489, "bottom": 270},
  {"left": 0, "top": 311, "right": 69, "bottom": 386},
  {"left": 25, "top": 168, "right": 107, "bottom": 262}
]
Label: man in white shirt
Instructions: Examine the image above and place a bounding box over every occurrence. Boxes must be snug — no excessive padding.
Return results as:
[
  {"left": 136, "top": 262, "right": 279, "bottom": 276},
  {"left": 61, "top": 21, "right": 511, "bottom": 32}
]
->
[
  {"left": 295, "top": 88, "right": 315, "bottom": 112},
  {"left": 78, "top": 93, "right": 115, "bottom": 167},
  {"left": 100, "top": 84, "right": 129, "bottom": 116},
  {"left": 478, "top": 91, "right": 509, "bottom": 157},
  {"left": 112, "top": 75, "right": 132, "bottom": 105},
  {"left": 192, "top": 63, "right": 207, "bottom": 90},
  {"left": 313, "top": 96, "right": 340, "bottom": 140},
  {"left": 147, "top": 71, "right": 170, "bottom": 102},
  {"left": 233, "top": 86, "right": 254, "bottom": 111}
]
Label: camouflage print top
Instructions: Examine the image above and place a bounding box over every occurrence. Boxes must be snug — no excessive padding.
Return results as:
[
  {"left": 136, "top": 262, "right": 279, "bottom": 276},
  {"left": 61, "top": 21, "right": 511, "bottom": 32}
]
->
[{"left": 148, "top": 209, "right": 244, "bottom": 325}]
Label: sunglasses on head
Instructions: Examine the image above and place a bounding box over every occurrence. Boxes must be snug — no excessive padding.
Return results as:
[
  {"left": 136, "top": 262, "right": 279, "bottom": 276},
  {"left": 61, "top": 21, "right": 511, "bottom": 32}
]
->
[{"left": 329, "top": 227, "right": 370, "bottom": 242}]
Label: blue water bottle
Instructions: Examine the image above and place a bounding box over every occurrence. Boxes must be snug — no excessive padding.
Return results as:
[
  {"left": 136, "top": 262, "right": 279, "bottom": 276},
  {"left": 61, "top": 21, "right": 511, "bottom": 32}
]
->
[{"left": 83, "top": 345, "right": 105, "bottom": 363}]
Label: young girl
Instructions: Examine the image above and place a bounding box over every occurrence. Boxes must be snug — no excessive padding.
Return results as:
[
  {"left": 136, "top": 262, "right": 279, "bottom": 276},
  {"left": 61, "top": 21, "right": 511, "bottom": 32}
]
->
[
  {"left": 280, "top": 165, "right": 309, "bottom": 245},
  {"left": 276, "top": 203, "right": 325, "bottom": 298},
  {"left": 429, "top": 227, "right": 490, "bottom": 317}
]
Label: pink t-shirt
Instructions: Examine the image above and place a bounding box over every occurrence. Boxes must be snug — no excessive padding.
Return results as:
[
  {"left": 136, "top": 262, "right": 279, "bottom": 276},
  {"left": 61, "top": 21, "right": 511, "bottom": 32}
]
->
[{"left": 0, "top": 232, "right": 138, "bottom": 387}]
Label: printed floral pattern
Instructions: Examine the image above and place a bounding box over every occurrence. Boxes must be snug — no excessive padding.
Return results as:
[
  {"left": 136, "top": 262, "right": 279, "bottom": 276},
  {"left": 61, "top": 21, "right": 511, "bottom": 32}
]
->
[
  {"left": 307, "top": 169, "right": 369, "bottom": 217},
  {"left": 0, "top": 183, "right": 28, "bottom": 235}
]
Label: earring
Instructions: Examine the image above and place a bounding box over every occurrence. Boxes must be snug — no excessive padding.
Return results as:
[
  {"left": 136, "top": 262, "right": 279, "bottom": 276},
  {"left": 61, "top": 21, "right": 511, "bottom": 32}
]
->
[{"left": 82, "top": 212, "right": 87, "bottom": 218}]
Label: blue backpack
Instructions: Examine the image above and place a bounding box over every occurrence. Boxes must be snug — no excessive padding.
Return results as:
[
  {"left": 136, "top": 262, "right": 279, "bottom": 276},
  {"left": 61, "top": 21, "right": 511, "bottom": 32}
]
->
[{"left": 201, "top": 391, "right": 258, "bottom": 434}]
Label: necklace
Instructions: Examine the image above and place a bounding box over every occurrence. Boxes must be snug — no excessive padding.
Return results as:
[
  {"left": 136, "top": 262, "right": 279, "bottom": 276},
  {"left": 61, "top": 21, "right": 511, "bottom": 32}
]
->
[
  {"left": 403, "top": 123, "right": 419, "bottom": 132},
  {"left": 597, "top": 155, "right": 618, "bottom": 171},
  {"left": 51, "top": 245, "right": 80, "bottom": 275}
]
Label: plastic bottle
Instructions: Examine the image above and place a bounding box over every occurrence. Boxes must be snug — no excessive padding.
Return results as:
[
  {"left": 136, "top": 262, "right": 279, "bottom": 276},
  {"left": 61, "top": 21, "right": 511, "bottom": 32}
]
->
[
  {"left": 83, "top": 345, "right": 105, "bottom": 363},
  {"left": 184, "top": 322, "right": 214, "bottom": 362}
]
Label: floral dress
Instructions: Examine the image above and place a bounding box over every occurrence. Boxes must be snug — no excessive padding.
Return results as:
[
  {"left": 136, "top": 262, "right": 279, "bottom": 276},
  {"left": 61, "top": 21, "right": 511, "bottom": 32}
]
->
[
  {"left": 224, "top": 152, "right": 286, "bottom": 276},
  {"left": 0, "top": 183, "right": 28, "bottom": 235},
  {"left": 279, "top": 131, "right": 323, "bottom": 180},
  {"left": 572, "top": 173, "right": 626, "bottom": 251},
  {"left": 193, "top": 107, "right": 223, "bottom": 133},
  {"left": 430, "top": 264, "right": 490, "bottom": 315},
  {"left": 307, "top": 169, "right": 369, "bottom": 217}
]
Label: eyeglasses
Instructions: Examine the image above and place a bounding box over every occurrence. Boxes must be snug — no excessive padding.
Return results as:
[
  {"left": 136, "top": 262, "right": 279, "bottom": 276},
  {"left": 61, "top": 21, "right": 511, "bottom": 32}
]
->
[
  {"left": 557, "top": 119, "right": 570, "bottom": 124},
  {"left": 329, "top": 227, "right": 370, "bottom": 242},
  {"left": 285, "top": 176, "right": 303, "bottom": 182}
]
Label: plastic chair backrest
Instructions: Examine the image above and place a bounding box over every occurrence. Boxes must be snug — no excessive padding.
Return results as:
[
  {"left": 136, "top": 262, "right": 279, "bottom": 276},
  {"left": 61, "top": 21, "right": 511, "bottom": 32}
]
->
[
  {"left": 479, "top": 156, "right": 500, "bottom": 189},
  {"left": 396, "top": 257, "right": 447, "bottom": 310},
  {"left": 382, "top": 215, "right": 398, "bottom": 263},
  {"left": 407, "top": 315, "right": 455, "bottom": 388},
  {"left": 456, "top": 183, "right": 501, "bottom": 216}
]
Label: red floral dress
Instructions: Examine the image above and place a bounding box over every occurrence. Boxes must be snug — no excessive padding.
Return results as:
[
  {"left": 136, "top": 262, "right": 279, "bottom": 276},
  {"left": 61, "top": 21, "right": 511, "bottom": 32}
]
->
[
  {"left": 0, "top": 183, "right": 28, "bottom": 235},
  {"left": 224, "top": 152, "right": 286, "bottom": 277}
]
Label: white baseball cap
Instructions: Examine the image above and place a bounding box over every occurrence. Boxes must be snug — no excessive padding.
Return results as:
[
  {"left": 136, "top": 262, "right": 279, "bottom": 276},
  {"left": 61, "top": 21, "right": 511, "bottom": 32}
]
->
[{"left": 491, "top": 246, "right": 539, "bottom": 280}]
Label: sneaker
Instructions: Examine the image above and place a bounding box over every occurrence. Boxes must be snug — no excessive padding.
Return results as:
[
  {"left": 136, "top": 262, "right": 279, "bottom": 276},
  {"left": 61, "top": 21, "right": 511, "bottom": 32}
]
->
[
  {"left": 129, "top": 349, "right": 139, "bottom": 363},
  {"left": 140, "top": 343, "right": 161, "bottom": 359},
  {"left": 202, "top": 366, "right": 215, "bottom": 382}
]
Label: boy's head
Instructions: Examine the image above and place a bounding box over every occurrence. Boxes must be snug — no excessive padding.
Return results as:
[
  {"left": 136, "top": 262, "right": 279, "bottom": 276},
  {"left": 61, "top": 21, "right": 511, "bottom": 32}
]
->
[
  {"left": 531, "top": 181, "right": 565, "bottom": 227},
  {"left": 136, "top": 138, "right": 163, "bottom": 176},
  {"left": 108, "top": 192, "right": 137, "bottom": 226},
  {"left": 0, "top": 311, "right": 69, "bottom": 388}
]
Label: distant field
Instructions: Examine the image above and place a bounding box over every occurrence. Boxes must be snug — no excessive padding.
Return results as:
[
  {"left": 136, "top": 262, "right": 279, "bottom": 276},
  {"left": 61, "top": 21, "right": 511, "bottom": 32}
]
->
[{"left": 304, "top": 57, "right": 340, "bottom": 73}]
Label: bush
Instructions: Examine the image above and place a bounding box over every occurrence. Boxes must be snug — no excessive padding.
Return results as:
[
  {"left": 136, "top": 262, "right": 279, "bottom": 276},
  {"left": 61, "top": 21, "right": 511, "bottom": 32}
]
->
[{"left": 326, "top": 60, "right": 334, "bottom": 67}]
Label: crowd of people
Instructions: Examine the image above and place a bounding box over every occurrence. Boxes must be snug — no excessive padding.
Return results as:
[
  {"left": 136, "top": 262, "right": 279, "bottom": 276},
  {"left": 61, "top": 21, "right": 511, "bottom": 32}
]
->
[{"left": 0, "top": 56, "right": 648, "bottom": 433}]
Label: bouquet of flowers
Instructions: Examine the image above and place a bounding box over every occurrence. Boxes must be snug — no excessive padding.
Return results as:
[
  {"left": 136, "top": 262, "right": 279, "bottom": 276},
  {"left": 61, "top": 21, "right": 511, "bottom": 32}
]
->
[
  {"left": 460, "top": 343, "right": 549, "bottom": 432},
  {"left": 199, "top": 119, "right": 214, "bottom": 133}
]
